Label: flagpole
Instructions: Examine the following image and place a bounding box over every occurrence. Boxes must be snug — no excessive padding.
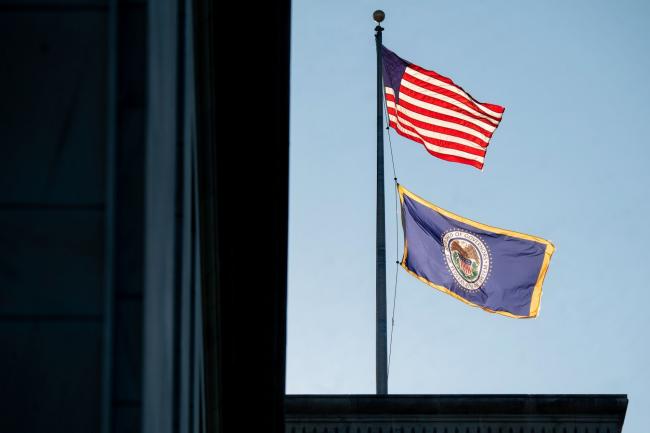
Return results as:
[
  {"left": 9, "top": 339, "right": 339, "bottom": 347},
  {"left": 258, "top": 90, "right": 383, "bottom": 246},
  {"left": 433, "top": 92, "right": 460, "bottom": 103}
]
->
[{"left": 373, "top": 9, "right": 388, "bottom": 395}]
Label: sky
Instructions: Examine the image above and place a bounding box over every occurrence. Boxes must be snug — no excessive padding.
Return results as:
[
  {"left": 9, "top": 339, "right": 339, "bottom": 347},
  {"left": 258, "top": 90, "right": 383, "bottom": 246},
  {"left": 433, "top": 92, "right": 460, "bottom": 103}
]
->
[{"left": 286, "top": 1, "right": 650, "bottom": 431}]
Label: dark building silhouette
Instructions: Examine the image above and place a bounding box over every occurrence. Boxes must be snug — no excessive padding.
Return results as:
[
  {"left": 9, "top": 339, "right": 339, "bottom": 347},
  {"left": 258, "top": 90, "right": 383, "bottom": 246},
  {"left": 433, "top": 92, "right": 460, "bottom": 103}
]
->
[
  {"left": 0, "top": 2, "right": 627, "bottom": 433},
  {"left": 1, "top": 1, "right": 289, "bottom": 432}
]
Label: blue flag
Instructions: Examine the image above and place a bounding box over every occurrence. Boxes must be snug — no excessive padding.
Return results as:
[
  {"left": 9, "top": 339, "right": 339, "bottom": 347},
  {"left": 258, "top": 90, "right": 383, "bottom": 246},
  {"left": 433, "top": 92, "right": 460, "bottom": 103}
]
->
[{"left": 399, "top": 184, "right": 555, "bottom": 318}]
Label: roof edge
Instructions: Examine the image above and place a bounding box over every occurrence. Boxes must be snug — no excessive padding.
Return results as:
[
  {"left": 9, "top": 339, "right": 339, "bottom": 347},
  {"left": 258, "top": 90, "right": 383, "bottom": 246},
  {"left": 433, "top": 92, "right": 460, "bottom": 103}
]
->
[{"left": 285, "top": 394, "right": 628, "bottom": 419}]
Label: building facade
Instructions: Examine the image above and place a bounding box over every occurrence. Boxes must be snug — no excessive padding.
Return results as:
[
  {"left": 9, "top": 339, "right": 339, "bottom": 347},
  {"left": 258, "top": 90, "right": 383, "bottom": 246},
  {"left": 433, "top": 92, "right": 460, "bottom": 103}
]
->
[{"left": 286, "top": 395, "right": 628, "bottom": 433}]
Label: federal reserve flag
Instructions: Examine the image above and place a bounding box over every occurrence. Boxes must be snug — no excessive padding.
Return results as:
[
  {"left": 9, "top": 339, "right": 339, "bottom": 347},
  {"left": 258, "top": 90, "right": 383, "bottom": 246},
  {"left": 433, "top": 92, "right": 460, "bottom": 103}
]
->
[{"left": 399, "top": 185, "right": 555, "bottom": 318}]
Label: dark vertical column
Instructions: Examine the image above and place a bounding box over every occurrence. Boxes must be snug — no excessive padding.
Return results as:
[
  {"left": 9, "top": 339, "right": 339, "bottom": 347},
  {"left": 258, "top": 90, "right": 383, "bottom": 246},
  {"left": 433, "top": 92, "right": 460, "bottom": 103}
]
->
[
  {"left": 0, "top": 4, "right": 108, "bottom": 433},
  {"left": 191, "top": 2, "right": 221, "bottom": 430},
  {"left": 193, "top": 1, "right": 290, "bottom": 431},
  {"left": 143, "top": 1, "right": 178, "bottom": 433},
  {"left": 111, "top": 3, "right": 148, "bottom": 432},
  {"left": 374, "top": 9, "right": 388, "bottom": 395},
  {"left": 101, "top": 1, "right": 118, "bottom": 432},
  {"left": 179, "top": 0, "right": 196, "bottom": 432}
]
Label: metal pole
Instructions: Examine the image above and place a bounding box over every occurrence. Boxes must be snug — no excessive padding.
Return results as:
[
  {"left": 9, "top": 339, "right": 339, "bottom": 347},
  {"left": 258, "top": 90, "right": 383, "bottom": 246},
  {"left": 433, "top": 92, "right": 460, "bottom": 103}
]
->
[{"left": 373, "top": 9, "right": 388, "bottom": 395}]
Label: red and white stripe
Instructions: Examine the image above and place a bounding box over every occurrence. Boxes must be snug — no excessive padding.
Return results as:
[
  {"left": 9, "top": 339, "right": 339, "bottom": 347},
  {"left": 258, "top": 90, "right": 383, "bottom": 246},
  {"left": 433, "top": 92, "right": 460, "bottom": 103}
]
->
[{"left": 385, "top": 65, "right": 504, "bottom": 169}]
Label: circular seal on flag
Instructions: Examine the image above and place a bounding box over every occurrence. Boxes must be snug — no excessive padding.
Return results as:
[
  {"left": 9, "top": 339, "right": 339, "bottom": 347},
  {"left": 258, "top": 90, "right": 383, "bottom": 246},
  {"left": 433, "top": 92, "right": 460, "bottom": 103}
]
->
[{"left": 442, "top": 230, "right": 490, "bottom": 291}]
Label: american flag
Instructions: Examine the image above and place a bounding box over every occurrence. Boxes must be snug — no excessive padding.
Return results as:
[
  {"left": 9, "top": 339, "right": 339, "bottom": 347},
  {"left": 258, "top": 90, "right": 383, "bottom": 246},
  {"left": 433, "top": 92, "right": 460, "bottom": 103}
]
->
[{"left": 382, "top": 46, "right": 505, "bottom": 170}]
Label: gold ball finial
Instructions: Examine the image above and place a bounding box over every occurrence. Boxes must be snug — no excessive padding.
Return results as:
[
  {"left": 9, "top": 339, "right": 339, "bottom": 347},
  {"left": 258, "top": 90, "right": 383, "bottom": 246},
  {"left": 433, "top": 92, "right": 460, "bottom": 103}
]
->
[{"left": 373, "top": 10, "right": 385, "bottom": 23}]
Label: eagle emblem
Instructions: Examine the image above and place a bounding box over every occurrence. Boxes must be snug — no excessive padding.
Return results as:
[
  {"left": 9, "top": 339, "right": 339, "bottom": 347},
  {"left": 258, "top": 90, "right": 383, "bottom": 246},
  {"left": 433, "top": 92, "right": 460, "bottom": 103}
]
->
[{"left": 442, "top": 230, "right": 490, "bottom": 291}]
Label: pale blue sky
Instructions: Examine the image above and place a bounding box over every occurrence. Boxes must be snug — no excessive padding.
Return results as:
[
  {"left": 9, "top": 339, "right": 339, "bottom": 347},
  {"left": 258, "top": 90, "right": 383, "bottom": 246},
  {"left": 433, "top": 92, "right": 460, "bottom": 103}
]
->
[{"left": 286, "top": 1, "right": 650, "bottom": 431}]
